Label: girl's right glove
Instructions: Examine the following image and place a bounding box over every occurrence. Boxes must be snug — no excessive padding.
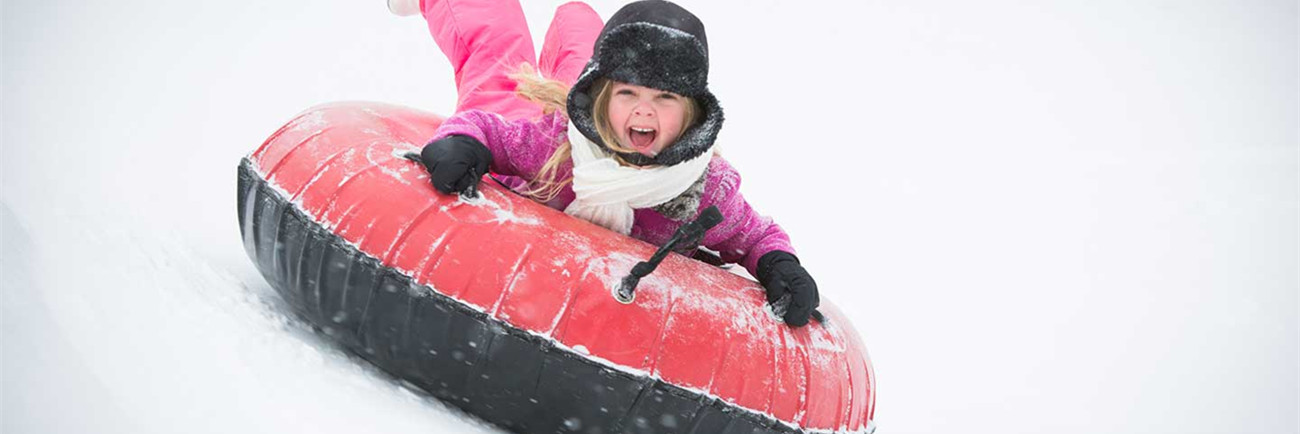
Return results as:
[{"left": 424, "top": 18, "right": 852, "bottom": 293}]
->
[
  {"left": 756, "top": 250, "right": 820, "bottom": 327},
  {"left": 420, "top": 135, "right": 493, "bottom": 196}
]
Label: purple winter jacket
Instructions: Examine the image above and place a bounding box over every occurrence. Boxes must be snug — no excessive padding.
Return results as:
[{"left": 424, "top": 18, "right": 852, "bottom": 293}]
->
[{"left": 431, "top": 109, "right": 795, "bottom": 277}]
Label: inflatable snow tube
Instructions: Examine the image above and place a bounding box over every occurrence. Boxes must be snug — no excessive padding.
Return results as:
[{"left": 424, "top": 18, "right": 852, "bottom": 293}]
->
[{"left": 237, "top": 102, "right": 876, "bottom": 434}]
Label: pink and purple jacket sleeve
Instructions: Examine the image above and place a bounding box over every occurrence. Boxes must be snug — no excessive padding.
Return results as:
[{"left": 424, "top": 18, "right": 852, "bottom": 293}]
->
[
  {"left": 699, "top": 158, "right": 796, "bottom": 276},
  {"left": 430, "top": 109, "right": 569, "bottom": 180}
]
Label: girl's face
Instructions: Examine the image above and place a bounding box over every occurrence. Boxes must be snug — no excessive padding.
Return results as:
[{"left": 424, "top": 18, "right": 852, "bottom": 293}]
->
[{"left": 605, "top": 81, "right": 688, "bottom": 157}]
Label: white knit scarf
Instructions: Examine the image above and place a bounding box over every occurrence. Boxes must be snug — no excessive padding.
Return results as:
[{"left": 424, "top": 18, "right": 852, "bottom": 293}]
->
[{"left": 563, "top": 123, "right": 713, "bottom": 235}]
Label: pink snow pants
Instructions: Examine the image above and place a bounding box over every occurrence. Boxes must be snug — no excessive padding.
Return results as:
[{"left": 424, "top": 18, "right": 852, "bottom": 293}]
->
[{"left": 421, "top": 0, "right": 602, "bottom": 120}]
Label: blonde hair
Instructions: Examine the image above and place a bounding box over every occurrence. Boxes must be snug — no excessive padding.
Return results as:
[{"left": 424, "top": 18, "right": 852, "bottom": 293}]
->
[{"left": 508, "top": 64, "right": 701, "bottom": 203}]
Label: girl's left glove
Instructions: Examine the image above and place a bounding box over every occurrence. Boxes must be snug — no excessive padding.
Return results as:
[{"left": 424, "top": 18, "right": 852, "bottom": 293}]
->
[{"left": 756, "top": 250, "right": 820, "bottom": 327}]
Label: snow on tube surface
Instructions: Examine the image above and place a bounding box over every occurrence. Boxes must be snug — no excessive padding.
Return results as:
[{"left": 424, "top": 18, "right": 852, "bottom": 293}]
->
[{"left": 237, "top": 102, "right": 876, "bottom": 434}]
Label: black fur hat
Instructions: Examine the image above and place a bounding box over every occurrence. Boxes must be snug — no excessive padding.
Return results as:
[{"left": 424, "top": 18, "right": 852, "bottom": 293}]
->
[{"left": 566, "top": 0, "right": 723, "bottom": 167}]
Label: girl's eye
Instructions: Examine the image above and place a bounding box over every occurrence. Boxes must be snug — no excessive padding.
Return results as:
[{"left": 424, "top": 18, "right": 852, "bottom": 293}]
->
[
  {"left": 616, "top": 89, "right": 636, "bottom": 96},
  {"left": 657, "top": 93, "right": 678, "bottom": 100}
]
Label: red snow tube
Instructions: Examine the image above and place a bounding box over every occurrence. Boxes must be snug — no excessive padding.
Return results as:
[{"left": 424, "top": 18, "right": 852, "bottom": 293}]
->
[{"left": 238, "top": 101, "right": 875, "bottom": 434}]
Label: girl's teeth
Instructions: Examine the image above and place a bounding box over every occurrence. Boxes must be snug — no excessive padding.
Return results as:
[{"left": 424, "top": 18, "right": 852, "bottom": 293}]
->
[{"left": 629, "top": 127, "right": 656, "bottom": 150}]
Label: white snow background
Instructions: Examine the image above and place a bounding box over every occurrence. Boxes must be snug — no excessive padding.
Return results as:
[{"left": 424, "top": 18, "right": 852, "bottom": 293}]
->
[{"left": 2, "top": 0, "right": 1295, "bottom": 432}]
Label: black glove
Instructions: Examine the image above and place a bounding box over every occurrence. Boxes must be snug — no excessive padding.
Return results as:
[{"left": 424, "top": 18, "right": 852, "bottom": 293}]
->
[
  {"left": 756, "top": 250, "right": 820, "bottom": 327},
  {"left": 420, "top": 135, "right": 493, "bottom": 197}
]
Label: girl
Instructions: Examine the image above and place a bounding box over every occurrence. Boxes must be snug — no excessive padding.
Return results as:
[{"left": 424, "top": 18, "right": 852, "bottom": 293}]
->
[{"left": 394, "top": 0, "right": 821, "bottom": 326}]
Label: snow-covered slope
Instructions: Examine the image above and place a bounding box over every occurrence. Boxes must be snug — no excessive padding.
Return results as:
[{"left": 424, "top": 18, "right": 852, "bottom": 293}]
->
[{"left": 2, "top": 1, "right": 1295, "bottom": 433}]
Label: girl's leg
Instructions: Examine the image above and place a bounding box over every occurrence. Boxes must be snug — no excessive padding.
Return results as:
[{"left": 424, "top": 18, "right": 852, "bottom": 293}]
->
[
  {"left": 422, "top": 0, "right": 541, "bottom": 120},
  {"left": 536, "top": 2, "right": 602, "bottom": 86}
]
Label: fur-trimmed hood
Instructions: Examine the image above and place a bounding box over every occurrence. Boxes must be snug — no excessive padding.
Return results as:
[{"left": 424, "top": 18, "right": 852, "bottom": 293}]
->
[{"left": 565, "top": 0, "right": 723, "bottom": 167}]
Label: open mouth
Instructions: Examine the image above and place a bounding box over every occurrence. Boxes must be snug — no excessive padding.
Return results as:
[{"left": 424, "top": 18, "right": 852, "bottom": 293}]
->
[{"left": 628, "top": 127, "right": 657, "bottom": 153}]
